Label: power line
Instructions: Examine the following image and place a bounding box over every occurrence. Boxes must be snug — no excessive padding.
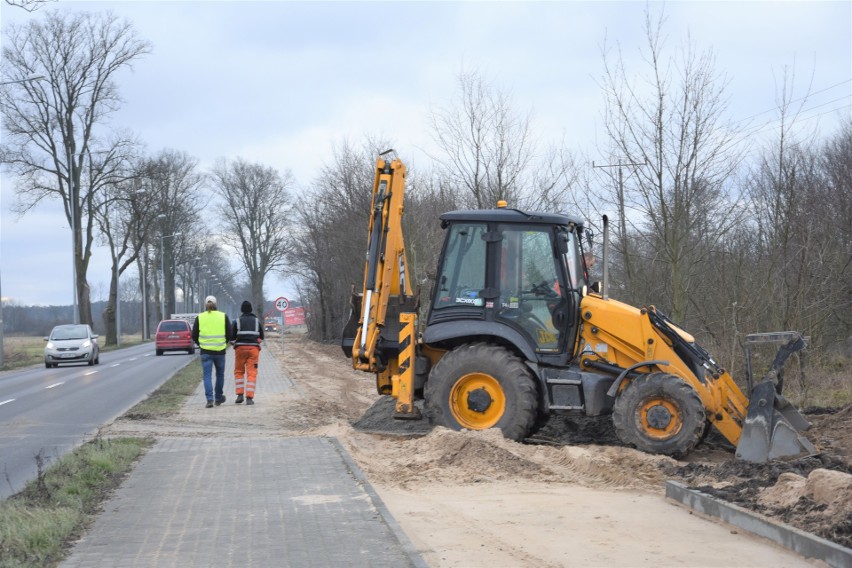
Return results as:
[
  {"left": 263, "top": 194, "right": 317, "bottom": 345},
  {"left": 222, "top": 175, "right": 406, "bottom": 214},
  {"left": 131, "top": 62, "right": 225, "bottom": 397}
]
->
[
  {"left": 738, "top": 102, "right": 851, "bottom": 140},
  {"left": 733, "top": 78, "right": 852, "bottom": 125}
]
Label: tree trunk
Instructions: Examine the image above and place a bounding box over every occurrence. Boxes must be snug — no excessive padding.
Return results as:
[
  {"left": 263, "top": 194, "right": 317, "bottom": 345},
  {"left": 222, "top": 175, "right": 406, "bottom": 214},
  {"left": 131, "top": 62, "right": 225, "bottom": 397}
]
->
[
  {"left": 251, "top": 276, "right": 265, "bottom": 322},
  {"left": 103, "top": 265, "right": 119, "bottom": 346}
]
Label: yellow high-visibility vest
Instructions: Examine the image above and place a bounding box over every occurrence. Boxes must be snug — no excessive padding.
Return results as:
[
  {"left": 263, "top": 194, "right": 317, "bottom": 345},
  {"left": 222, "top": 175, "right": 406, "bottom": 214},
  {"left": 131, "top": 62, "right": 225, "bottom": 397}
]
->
[{"left": 197, "top": 311, "right": 227, "bottom": 351}]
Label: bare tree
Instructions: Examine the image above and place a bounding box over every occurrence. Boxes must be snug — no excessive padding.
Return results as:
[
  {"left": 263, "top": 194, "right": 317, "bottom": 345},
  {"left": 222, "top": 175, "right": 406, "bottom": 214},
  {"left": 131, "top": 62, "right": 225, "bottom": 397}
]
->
[
  {"left": 290, "top": 138, "right": 468, "bottom": 341},
  {"left": 95, "top": 156, "right": 166, "bottom": 344},
  {"left": 743, "top": 70, "right": 852, "bottom": 353},
  {"left": 210, "top": 158, "right": 295, "bottom": 316},
  {"left": 290, "top": 139, "right": 389, "bottom": 340},
  {"left": 3, "top": 0, "right": 53, "bottom": 12},
  {"left": 0, "top": 10, "right": 150, "bottom": 325},
  {"left": 140, "top": 150, "right": 204, "bottom": 320},
  {"left": 598, "top": 7, "right": 744, "bottom": 323},
  {"left": 818, "top": 120, "right": 852, "bottom": 346},
  {"left": 428, "top": 69, "right": 578, "bottom": 210}
]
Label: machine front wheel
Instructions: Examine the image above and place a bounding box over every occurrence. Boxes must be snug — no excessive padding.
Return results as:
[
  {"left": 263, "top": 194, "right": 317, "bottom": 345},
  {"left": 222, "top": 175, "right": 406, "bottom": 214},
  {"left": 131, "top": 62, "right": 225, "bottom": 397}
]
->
[
  {"left": 612, "top": 372, "right": 706, "bottom": 458},
  {"left": 425, "top": 343, "right": 538, "bottom": 441}
]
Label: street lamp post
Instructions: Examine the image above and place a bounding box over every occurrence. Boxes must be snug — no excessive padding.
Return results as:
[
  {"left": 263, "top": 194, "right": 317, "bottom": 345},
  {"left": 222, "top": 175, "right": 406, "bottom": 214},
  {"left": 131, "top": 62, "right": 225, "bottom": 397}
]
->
[
  {"left": 68, "top": 143, "right": 79, "bottom": 324},
  {"left": 142, "top": 252, "right": 149, "bottom": 339},
  {"left": 159, "top": 232, "right": 182, "bottom": 321}
]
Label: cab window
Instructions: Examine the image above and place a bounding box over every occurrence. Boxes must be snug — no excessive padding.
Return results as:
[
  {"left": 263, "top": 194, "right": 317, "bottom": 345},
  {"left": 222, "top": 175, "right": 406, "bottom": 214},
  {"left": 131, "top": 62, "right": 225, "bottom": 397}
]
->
[
  {"left": 496, "top": 227, "right": 564, "bottom": 352},
  {"left": 433, "top": 223, "right": 487, "bottom": 309}
]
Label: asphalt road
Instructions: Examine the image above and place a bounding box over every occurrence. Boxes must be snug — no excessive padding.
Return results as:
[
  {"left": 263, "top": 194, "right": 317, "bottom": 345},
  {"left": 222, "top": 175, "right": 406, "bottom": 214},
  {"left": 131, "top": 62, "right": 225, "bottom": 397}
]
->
[{"left": 0, "top": 343, "right": 195, "bottom": 499}]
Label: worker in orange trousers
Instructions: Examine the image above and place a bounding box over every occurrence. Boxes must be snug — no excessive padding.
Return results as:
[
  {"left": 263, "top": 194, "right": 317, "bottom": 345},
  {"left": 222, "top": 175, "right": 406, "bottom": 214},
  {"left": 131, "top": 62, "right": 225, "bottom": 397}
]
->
[{"left": 232, "top": 300, "right": 264, "bottom": 405}]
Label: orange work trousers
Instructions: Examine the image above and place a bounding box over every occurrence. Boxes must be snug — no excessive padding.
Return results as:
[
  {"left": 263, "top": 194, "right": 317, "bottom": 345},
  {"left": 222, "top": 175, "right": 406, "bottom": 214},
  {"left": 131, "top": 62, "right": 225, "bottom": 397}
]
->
[{"left": 234, "top": 345, "right": 260, "bottom": 399}]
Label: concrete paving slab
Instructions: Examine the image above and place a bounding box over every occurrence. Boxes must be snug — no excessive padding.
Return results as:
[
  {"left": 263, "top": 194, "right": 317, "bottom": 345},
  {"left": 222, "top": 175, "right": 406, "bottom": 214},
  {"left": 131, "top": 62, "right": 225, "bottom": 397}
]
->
[
  {"left": 61, "top": 436, "right": 426, "bottom": 568},
  {"left": 63, "top": 347, "right": 424, "bottom": 568}
]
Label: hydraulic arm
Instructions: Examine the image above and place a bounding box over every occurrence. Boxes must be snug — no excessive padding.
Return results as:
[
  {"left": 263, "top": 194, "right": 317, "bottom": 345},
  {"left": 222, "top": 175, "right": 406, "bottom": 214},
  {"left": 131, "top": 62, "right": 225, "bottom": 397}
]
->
[{"left": 344, "top": 152, "right": 420, "bottom": 417}]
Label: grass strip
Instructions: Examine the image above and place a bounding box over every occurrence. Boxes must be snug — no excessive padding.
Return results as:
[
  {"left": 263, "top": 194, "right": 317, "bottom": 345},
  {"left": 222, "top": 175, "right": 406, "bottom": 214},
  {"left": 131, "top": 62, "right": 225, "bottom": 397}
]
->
[
  {"left": 123, "top": 359, "right": 202, "bottom": 419},
  {"left": 0, "top": 359, "right": 202, "bottom": 567},
  {"left": 0, "top": 437, "right": 153, "bottom": 568}
]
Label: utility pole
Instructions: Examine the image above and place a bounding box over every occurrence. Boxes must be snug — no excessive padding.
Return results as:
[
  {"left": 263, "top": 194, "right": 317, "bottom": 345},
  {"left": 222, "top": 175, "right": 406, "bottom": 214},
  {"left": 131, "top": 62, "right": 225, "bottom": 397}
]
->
[{"left": 592, "top": 159, "right": 645, "bottom": 289}]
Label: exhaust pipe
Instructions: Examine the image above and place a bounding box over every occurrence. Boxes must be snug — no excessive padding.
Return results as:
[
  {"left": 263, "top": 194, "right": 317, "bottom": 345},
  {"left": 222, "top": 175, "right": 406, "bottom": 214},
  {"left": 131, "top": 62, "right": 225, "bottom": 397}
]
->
[{"left": 602, "top": 215, "right": 609, "bottom": 300}]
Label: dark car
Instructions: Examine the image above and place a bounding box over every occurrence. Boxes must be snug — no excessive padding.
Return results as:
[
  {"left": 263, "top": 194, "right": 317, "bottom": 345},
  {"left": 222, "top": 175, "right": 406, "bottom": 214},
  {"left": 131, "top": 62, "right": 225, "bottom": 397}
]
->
[
  {"left": 44, "top": 324, "right": 100, "bottom": 368},
  {"left": 155, "top": 319, "right": 195, "bottom": 355}
]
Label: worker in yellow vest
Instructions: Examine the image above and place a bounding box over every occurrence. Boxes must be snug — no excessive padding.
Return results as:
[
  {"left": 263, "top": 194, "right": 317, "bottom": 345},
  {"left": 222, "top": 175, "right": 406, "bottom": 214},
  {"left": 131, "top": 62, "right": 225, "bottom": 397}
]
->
[{"left": 191, "top": 295, "right": 233, "bottom": 408}]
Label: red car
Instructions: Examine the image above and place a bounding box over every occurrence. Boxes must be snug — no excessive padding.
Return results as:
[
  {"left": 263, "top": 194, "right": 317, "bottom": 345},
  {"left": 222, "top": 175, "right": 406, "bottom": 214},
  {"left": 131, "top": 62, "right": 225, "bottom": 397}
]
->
[{"left": 155, "top": 319, "right": 195, "bottom": 355}]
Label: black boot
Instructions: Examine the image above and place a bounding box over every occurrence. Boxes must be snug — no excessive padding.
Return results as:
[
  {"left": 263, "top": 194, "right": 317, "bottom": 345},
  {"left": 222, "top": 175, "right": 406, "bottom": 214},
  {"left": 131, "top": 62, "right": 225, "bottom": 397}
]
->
[
  {"left": 235, "top": 394, "right": 244, "bottom": 404},
  {"left": 246, "top": 397, "right": 255, "bottom": 406}
]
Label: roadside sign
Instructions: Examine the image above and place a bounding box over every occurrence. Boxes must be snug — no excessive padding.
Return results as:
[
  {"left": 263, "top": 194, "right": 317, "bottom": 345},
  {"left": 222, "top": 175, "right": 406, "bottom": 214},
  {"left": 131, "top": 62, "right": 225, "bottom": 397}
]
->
[
  {"left": 284, "top": 306, "right": 306, "bottom": 325},
  {"left": 274, "top": 296, "right": 290, "bottom": 312}
]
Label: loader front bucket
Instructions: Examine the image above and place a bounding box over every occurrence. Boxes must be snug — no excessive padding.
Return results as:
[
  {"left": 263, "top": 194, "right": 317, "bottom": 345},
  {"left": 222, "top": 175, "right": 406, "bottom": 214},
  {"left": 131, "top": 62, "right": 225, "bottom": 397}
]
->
[
  {"left": 736, "top": 382, "right": 817, "bottom": 462},
  {"left": 735, "top": 332, "right": 817, "bottom": 463}
]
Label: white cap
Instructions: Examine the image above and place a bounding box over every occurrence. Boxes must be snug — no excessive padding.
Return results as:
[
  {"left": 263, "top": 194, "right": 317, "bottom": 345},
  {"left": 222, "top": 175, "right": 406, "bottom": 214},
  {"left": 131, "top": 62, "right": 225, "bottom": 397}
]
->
[{"left": 205, "top": 295, "right": 217, "bottom": 306}]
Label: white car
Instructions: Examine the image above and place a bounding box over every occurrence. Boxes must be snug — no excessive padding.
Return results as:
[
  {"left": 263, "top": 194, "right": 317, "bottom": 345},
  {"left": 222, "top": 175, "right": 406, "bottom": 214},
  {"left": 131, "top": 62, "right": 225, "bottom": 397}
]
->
[{"left": 44, "top": 324, "right": 100, "bottom": 368}]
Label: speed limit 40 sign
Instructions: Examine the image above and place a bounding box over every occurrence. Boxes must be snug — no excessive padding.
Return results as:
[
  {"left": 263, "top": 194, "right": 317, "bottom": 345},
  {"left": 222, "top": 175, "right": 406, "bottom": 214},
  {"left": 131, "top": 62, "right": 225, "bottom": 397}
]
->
[{"left": 274, "top": 297, "right": 290, "bottom": 312}]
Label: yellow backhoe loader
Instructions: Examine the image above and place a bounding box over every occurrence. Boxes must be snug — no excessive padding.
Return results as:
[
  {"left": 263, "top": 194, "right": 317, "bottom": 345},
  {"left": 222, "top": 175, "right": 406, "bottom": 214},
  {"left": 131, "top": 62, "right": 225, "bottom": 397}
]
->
[{"left": 342, "top": 152, "right": 817, "bottom": 462}]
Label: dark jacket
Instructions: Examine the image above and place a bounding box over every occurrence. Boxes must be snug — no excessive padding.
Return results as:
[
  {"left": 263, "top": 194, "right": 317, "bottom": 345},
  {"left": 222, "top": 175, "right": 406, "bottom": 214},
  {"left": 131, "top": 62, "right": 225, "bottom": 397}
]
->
[
  {"left": 232, "top": 312, "right": 264, "bottom": 348},
  {"left": 191, "top": 310, "right": 234, "bottom": 354}
]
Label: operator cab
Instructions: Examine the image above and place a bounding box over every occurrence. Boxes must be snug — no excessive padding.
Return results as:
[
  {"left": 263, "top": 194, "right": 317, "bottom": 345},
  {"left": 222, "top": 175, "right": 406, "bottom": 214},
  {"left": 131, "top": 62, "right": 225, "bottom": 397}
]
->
[{"left": 426, "top": 205, "right": 589, "bottom": 365}]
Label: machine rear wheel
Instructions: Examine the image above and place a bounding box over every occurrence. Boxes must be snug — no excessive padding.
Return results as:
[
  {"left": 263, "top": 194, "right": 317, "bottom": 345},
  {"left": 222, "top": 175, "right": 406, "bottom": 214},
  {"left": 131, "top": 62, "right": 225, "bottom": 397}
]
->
[
  {"left": 612, "top": 372, "right": 706, "bottom": 458},
  {"left": 425, "top": 343, "right": 538, "bottom": 441}
]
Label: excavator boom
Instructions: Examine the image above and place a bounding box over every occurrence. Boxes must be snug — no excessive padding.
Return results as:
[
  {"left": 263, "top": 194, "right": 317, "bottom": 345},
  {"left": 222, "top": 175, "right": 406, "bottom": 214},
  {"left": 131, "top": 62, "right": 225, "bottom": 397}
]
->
[{"left": 341, "top": 152, "right": 419, "bottom": 417}]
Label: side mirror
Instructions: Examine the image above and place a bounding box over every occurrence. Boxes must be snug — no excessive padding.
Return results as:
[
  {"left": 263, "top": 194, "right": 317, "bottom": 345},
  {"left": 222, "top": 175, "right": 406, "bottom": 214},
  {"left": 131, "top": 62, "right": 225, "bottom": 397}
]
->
[
  {"left": 556, "top": 233, "right": 569, "bottom": 255},
  {"left": 44, "top": 337, "right": 49, "bottom": 342},
  {"left": 589, "top": 281, "right": 603, "bottom": 295}
]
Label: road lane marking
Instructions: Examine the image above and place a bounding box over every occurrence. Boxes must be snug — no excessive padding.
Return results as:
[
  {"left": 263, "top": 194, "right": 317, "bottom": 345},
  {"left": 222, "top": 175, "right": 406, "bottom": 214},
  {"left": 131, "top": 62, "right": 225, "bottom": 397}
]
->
[
  {"left": 111, "top": 363, "right": 121, "bottom": 367},
  {"left": 45, "top": 382, "right": 64, "bottom": 389},
  {"left": 84, "top": 371, "right": 97, "bottom": 376},
  {"left": 0, "top": 399, "right": 15, "bottom": 406},
  {"left": 129, "top": 357, "right": 138, "bottom": 361}
]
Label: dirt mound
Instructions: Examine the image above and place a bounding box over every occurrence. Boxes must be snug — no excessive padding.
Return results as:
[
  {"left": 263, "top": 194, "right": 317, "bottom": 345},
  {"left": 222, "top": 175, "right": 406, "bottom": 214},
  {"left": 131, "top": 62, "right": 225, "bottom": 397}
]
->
[
  {"left": 805, "top": 404, "right": 852, "bottom": 460},
  {"left": 671, "top": 449, "right": 852, "bottom": 548},
  {"left": 756, "top": 469, "right": 852, "bottom": 548},
  {"left": 342, "top": 422, "right": 672, "bottom": 491},
  {"left": 352, "top": 396, "right": 432, "bottom": 435}
]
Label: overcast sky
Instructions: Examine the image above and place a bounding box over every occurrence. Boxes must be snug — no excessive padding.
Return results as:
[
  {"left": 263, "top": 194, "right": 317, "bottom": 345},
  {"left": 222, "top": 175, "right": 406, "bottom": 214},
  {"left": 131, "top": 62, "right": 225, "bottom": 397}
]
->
[{"left": 1, "top": 0, "right": 850, "bottom": 309}]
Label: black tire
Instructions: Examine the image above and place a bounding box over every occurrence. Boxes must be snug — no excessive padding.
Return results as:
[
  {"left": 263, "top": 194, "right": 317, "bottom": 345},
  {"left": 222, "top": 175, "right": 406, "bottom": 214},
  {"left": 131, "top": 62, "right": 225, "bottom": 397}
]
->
[
  {"left": 45, "top": 362, "right": 51, "bottom": 368},
  {"left": 156, "top": 349, "right": 163, "bottom": 356},
  {"left": 88, "top": 357, "right": 95, "bottom": 366},
  {"left": 188, "top": 346, "right": 195, "bottom": 355},
  {"left": 612, "top": 372, "right": 706, "bottom": 459},
  {"left": 424, "top": 342, "right": 538, "bottom": 441}
]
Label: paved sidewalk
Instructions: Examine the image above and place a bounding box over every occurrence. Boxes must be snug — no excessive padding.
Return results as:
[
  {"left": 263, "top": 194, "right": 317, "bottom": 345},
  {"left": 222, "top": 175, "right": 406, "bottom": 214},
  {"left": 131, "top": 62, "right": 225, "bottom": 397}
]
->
[{"left": 61, "top": 348, "right": 426, "bottom": 567}]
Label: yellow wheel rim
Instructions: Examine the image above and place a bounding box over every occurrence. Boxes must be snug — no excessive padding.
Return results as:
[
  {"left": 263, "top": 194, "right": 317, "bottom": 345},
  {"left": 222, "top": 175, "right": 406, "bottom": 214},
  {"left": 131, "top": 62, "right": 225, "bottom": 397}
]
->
[
  {"left": 639, "top": 398, "right": 683, "bottom": 440},
  {"left": 449, "top": 372, "right": 506, "bottom": 430}
]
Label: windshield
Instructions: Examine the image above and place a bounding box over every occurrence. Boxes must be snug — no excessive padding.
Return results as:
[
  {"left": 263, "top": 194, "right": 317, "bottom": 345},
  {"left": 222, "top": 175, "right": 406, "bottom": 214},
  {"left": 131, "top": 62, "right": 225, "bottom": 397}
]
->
[{"left": 51, "top": 325, "right": 89, "bottom": 340}]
